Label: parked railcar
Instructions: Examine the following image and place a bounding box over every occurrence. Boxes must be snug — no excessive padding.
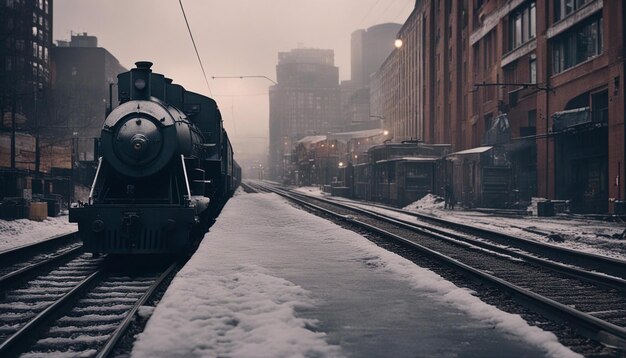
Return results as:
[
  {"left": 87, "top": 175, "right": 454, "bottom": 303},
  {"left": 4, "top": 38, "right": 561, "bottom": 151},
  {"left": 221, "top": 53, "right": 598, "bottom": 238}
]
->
[
  {"left": 445, "top": 146, "right": 511, "bottom": 208},
  {"left": 70, "top": 62, "right": 240, "bottom": 254},
  {"left": 371, "top": 157, "right": 439, "bottom": 207}
]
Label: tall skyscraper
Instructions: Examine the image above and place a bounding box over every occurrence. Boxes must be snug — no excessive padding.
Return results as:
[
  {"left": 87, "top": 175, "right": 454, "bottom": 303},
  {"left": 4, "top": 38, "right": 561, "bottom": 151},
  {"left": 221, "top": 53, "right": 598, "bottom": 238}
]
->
[
  {"left": 351, "top": 23, "right": 402, "bottom": 89},
  {"left": 1, "top": 0, "right": 53, "bottom": 132},
  {"left": 343, "top": 23, "right": 401, "bottom": 131},
  {"left": 269, "top": 48, "right": 340, "bottom": 180}
]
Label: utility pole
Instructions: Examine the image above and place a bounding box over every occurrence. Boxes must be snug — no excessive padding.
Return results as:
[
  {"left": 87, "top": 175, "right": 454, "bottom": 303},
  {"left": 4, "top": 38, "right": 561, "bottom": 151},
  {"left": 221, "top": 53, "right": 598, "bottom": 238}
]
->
[
  {"left": 35, "top": 89, "right": 40, "bottom": 174},
  {"left": 10, "top": 90, "right": 16, "bottom": 169}
]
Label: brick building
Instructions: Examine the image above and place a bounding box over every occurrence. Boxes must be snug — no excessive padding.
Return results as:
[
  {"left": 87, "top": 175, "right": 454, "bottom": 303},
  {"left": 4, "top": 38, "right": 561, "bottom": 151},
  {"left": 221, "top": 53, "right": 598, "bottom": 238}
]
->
[
  {"left": 468, "top": 0, "right": 624, "bottom": 213},
  {"left": 373, "top": 0, "right": 624, "bottom": 213}
]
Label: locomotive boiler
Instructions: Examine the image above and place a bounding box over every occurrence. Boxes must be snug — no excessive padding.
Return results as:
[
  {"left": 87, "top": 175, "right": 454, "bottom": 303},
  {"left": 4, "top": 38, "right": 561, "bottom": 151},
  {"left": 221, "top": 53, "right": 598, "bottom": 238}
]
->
[{"left": 70, "top": 61, "right": 240, "bottom": 254}]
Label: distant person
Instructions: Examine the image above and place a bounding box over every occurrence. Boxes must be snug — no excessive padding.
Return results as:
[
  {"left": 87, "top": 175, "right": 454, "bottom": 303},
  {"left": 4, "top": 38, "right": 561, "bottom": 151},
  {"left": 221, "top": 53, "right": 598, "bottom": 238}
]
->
[
  {"left": 449, "top": 188, "right": 455, "bottom": 210},
  {"left": 444, "top": 183, "right": 452, "bottom": 210}
]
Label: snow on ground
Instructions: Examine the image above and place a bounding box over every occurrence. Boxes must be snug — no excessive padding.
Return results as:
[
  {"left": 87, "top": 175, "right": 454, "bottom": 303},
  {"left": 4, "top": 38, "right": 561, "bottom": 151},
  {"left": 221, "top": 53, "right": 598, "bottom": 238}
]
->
[
  {"left": 0, "top": 216, "right": 76, "bottom": 252},
  {"left": 294, "top": 186, "right": 626, "bottom": 261},
  {"left": 133, "top": 191, "right": 578, "bottom": 358},
  {"left": 402, "top": 194, "right": 626, "bottom": 261}
]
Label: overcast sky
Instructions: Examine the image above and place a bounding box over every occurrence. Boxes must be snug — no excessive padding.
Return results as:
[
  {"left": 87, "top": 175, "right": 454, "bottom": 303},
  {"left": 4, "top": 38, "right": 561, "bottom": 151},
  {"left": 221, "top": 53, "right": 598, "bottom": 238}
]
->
[{"left": 53, "top": 0, "right": 414, "bottom": 163}]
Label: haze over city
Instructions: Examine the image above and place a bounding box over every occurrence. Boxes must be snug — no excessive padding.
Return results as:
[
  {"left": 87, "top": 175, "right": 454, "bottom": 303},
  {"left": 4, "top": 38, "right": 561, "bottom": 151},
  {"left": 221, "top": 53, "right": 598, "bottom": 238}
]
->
[{"left": 53, "top": 0, "right": 414, "bottom": 164}]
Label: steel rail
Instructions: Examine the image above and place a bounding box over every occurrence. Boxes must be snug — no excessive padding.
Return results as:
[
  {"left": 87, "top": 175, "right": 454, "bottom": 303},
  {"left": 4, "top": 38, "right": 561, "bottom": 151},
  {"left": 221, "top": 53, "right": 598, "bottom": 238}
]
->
[
  {"left": 96, "top": 262, "right": 178, "bottom": 358},
  {"left": 271, "top": 183, "right": 626, "bottom": 280},
  {"left": 0, "top": 245, "right": 84, "bottom": 290},
  {"left": 355, "top": 200, "right": 626, "bottom": 278},
  {"left": 252, "top": 183, "right": 626, "bottom": 349},
  {"left": 0, "top": 270, "right": 104, "bottom": 357},
  {"left": 0, "top": 232, "right": 78, "bottom": 264},
  {"left": 240, "top": 182, "right": 261, "bottom": 193},
  {"left": 280, "top": 189, "right": 626, "bottom": 291},
  {"left": 357, "top": 219, "right": 626, "bottom": 349}
]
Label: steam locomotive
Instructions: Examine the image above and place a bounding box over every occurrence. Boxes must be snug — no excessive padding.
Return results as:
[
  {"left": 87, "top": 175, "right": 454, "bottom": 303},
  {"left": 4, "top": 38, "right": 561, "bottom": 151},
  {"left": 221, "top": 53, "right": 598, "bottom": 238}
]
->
[{"left": 70, "top": 61, "right": 240, "bottom": 254}]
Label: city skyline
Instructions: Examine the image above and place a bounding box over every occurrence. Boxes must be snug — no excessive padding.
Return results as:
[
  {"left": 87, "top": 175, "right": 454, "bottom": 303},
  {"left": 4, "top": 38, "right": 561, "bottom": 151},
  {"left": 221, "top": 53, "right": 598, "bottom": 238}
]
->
[{"left": 52, "top": 0, "right": 415, "bottom": 151}]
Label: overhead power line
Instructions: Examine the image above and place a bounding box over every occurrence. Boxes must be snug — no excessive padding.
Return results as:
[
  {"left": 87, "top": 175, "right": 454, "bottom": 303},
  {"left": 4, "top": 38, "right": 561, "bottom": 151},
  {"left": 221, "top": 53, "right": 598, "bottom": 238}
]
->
[
  {"left": 358, "top": 0, "right": 383, "bottom": 27},
  {"left": 178, "top": 0, "right": 213, "bottom": 97}
]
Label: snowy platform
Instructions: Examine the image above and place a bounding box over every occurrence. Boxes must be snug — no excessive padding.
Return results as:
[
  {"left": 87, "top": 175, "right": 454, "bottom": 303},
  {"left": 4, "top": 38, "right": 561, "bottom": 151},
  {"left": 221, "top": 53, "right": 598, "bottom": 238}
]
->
[
  {"left": 0, "top": 216, "right": 76, "bottom": 252},
  {"left": 132, "top": 191, "right": 579, "bottom": 358}
]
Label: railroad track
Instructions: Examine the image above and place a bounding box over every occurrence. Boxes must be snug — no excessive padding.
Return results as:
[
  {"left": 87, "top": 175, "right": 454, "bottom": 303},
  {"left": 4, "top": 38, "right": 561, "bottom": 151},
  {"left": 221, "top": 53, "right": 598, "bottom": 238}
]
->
[
  {"left": 247, "top": 181, "right": 626, "bottom": 352},
  {"left": 0, "top": 236, "right": 177, "bottom": 357},
  {"left": 326, "top": 196, "right": 626, "bottom": 279},
  {"left": 0, "top": 233, "right": 83, "bottom": 293}
]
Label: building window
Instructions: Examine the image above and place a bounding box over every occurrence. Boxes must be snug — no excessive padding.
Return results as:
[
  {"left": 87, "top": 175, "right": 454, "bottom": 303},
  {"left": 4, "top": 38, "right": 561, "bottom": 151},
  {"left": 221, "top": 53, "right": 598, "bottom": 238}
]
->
[
  {"left": 552, "top": 16, "right": 603, "bottom": 74},
  {"left": 509, "top": 2, "right": 536, "bottom": 51},
  {"left": 529, "top": 55, "right": 537, "bottom": 83},
  {"left": 554, "top": 0, "right": 592, "bottom": 22}
]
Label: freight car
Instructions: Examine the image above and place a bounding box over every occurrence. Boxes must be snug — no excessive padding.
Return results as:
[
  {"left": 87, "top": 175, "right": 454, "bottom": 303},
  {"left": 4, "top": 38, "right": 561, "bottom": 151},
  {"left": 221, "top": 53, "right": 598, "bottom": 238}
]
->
[{"left": 70, "top": 61, "right": 240, "bottom": 254}]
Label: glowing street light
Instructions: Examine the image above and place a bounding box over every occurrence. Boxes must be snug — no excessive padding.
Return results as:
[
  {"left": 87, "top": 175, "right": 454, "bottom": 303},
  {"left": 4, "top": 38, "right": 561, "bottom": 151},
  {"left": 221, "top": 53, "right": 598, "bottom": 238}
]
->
[
  {"left": 394, "top": 39, "right": 403, "bottom": 48},
  {"left": 383, "top": 130, "right": 390, "bottom": 136}
]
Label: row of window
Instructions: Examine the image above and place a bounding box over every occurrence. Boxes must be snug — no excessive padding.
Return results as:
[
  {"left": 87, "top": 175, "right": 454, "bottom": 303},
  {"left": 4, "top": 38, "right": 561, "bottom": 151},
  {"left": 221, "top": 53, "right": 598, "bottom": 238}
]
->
[
  {"left": 552, "top": 16, "right": 603, "bottom": 73},
  {"left": 4, "top": 57, "right": 49, "bottom": 81},
  {"left": 4, "top": 18, "right": 50, "bottom": 35},
  {"left": 4, "top": 38, "right": 48, "bottom": 62},
  {"left": 477, "top": 11, "right": 602, "bottom": 78},
  {"left": 5, "top": 0, "right": 49, "bottom": 13},
  {"left": 509, "top": 1, "right": 536, "bottom": 51},
  {"left": 554, "top": 0, "right": 593, "bottom": 22}
]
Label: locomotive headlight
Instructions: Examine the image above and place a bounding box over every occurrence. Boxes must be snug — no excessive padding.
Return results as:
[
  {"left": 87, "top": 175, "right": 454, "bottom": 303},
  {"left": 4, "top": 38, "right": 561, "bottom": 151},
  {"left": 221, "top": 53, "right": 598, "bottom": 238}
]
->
[{"left": 134, "top": 78, "right": 146, "bottom": 90}]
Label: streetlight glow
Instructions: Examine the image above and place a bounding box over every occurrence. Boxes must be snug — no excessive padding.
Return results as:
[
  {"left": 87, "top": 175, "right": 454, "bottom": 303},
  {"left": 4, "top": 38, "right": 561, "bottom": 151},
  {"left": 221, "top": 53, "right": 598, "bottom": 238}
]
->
[
  {"left": 383, "top": 130, "right": 390, "bottom": 136},
  {"left": 394, "top": 39, "right": 403, "bottom": 48}
]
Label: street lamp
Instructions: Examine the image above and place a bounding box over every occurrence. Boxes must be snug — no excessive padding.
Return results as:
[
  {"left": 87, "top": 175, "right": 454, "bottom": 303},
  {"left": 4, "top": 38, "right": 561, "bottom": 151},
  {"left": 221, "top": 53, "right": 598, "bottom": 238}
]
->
[{"left": 394, "top": 39, "right": 403, "bottom": 49}]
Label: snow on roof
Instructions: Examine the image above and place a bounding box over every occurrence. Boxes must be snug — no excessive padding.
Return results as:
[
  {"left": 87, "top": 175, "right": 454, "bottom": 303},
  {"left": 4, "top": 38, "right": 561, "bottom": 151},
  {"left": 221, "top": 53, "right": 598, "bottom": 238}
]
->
[
  {"left": 448, "top": 146, "right": 493, "bottom": 156},
  {"left": 376, "top": 156, "right": 438, "bottom": 164},
  {"left": 328, "top": 129, "right": 385, "bottom": 142},
  {"left": 296, "top": 135, "right": 327, "bottom": 144}
]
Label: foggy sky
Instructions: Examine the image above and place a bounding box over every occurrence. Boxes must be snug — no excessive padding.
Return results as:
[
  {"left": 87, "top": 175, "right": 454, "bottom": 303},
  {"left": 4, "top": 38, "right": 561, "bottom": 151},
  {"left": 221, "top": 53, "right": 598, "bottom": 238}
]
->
[{"left": 53, "top": 0, "right": 414, "bottom": 162}]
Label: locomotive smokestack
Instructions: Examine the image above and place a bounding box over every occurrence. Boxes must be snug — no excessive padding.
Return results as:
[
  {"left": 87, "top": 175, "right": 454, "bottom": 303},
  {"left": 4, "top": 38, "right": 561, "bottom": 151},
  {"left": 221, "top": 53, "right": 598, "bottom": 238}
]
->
[
  {"left": 136, "top": 61, "right": 153, "bottom": 70},
  {"left": 130, "top": 61, "right": 153, "bottom": 101}
]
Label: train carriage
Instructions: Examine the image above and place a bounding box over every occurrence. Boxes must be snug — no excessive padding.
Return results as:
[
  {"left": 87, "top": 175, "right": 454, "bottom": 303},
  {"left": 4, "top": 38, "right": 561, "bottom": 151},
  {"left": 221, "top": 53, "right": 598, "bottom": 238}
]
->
[{"left": 372, "top": 157, "right": 439, "bottom": 207}]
